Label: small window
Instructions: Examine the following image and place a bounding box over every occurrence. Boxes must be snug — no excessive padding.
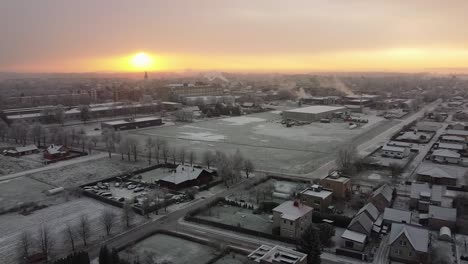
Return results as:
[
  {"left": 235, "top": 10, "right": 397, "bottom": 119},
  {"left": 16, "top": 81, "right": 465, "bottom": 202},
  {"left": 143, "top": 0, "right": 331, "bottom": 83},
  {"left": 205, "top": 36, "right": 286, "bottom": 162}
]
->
[
  {"left": 408, "top": 252, "right": 412, "bottom": 257},
  {"left": 290, "top": 221, "right": 293, "bottom": 226},
  {"left": 283, "top": 220, "right": 286, "bottom": 224}
]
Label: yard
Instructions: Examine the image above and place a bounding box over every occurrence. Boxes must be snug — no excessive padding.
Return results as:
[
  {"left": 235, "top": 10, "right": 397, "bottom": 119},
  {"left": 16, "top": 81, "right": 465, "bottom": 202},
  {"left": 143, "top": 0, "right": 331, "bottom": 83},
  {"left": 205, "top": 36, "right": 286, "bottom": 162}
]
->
[
  {"left": 213, "top": 253, "right": 249, "bottom": 264},
  {"left": 0, "top": 197, "right": 144, "bottom": 264},
  {"left": 0, "top": 154, "right": 44, "bottom": 176},
  {"left": 197, "top": 205, "right": 273, "bottom": 233},
  {"left": 121, "top": 234, "right": 218, "bottom": 264}
]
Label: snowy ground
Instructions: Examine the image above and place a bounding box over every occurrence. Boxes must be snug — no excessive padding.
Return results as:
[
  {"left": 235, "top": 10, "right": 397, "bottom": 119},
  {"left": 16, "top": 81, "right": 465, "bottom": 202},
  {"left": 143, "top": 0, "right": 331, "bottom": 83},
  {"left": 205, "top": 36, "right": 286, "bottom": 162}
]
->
[
  {"left": 28, "top": 155, "right": 149, "bottom": 188},
  {"left": 132, "top": 110, "right": 385, "bottom": 174},
  {"left": 0, "top": 154, "right": 45, "bottom": 176},
  {"left": 213, "top": 253, "right": 249, "bottom": 264},
  {"left": 197, "top": 205, "right": 273, "bottom": 233},
  {"left": 0, "top": 176, "right": 66, "bottom": 211},
  {"left": 0, "top": 197, "right": 144, "bottom": 264},
  {"left": 121, "top": 234, "right": 217, "bottom": 264}
]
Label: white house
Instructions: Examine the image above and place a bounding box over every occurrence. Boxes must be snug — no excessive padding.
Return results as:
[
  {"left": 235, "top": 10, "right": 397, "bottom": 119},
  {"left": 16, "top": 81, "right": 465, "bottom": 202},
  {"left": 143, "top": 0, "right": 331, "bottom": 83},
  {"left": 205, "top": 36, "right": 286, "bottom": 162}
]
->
[
  {"left": 381, "top": 144, "right": 410, "bottom": 159},
  {"left": 272, "top": 201, "right": 313, "bottom": 239},
  {"left": 431, "top": 149, "right": 461, "bottom": 164}
]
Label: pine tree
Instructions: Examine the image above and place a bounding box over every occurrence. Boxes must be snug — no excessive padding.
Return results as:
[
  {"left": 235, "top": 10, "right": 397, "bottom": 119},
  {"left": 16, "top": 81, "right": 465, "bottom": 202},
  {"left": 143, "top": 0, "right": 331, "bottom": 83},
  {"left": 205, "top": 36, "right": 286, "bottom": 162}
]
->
[
  {"left": 297, "top": 225, "right": 321, "bottom": 264},
  {"left": 99, "top": 246, "right": 110, "bottom": 264},
  {"left": 111, "top": 248, "right": 120, "bottom": 264}
]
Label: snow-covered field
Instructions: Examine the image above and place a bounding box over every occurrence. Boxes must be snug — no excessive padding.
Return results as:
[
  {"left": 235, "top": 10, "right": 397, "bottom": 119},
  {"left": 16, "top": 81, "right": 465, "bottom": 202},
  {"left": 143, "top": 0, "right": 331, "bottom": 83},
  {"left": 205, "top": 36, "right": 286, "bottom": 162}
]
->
[
  {"left": 28, "top": 156, "right": 149, "bottom": 188},
  {"left": 0, "top": 154, "right": 44, "bottom": 176},
  {"left": 122, "top": 234, "right": 217, "bottom": 264},
  {"left": 0, "top": 197, "right": 144, "bottom": 264},
  {"left": 134, "top": 110, "right": 385, "bottom": 174},
  {"left": 213, "top": 253, "right": 249, "bottom": 264}
]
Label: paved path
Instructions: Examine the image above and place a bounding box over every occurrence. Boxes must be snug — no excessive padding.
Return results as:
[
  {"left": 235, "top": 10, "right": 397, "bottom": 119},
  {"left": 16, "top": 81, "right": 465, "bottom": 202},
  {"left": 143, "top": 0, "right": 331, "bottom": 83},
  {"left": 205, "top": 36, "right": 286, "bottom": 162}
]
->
[{"left": 0, "top": 152, "right": 107, "bottom": 182}]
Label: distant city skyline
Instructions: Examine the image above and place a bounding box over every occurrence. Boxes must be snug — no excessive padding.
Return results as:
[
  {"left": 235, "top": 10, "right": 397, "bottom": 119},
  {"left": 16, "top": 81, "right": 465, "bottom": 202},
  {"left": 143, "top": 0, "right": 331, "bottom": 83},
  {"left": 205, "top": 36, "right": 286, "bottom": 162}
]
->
[{"left": 2, "top": 0, "right": 468, "bottom": 73}]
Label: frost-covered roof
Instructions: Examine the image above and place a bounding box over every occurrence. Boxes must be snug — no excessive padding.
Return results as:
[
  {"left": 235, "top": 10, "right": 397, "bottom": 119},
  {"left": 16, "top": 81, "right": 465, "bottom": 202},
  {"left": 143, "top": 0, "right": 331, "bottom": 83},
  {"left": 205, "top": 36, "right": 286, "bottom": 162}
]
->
[
  {"left": 438, "top": 142, "right": 464, "bottom": 151},
  {"left": 432, "top": 149, "right": 461, "bottom": 158},
  {"left": 441, "top": 135, "right": 465, "bottom": 142},
  {"left": 300, "top": 187, "right": 333, "bottom": 199},
  {"left": 159, "top": 165, "right": 207, "bottom": 185},
  {"left": 389, "top": 224, "right": 429, "bottom": 253},
  {"left": 357, "top": 202, "right": 380, "bottom": 222},
  {"left": 248, "top": 245, "right": 306, "bottom": 264},
  {"left": 15, "top": 144, "right": 38, "bottom": 153},
  {"left": 273, "top": 201, "right": 313, "bottom": 221},
  {"left": 445, "top": 129, "right": 468, "bottom": 136},
  {"left": 348, "top": 212, "right": 373, "bottom": 235},
  {"left": 341, "top": 229, "right": 367, "bottom": 243},
  {"left": 383, "top": 208, "right": 412, "bottom": 224},
  {"left": 372, "top": 184, "right": 393, "bottom": 203},
  {"left": 417, "top": 165, "right": 456, "bottom": 179},
  {"left": 429, "top": 205, "right": 457, "bottom": 222},
  {"left": 382, "top": 145, "right": 406, "bottom": 153},
  {"left": 283, "top": 105, "right": 346, "bottom": 114},
  {"left": 410, "top": 183, "right": 443, "bottom": 202},
  {"left": 46, "top": 144, "right": 66, "bottom": 155}
]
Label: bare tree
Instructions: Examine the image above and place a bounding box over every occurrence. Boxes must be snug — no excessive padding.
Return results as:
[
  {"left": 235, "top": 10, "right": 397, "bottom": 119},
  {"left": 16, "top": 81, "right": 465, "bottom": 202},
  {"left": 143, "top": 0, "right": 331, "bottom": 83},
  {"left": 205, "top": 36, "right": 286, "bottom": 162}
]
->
[
  {"left": 101, "top": 210, "right": 117, "bottom": 236},
  {"left": 154, "top": 138, "right": 166, "bottom": 165},
  {"left": 90, "top": 136, "right": 99, "bottom": 147},
  {"left": 0, "top": 120, "right": 8, "bottom": 142},
  {"left": 119, "top": 136, "right": 131, "bottom": 161},
  {"left": 179, "top": 147, "right": 186, "bottom": 165},
  {"left": 171, "top": 147, "right": 177, "bottom": 165},
  {"left": 203, "top": 150, "right": 214, "bottom": 169},
  {"left": 31, "top": 123, "right": 44, "bottom": 146},
  {"left": 54, "top": 105, "right": 65, "bottom": 125},
  {"left": 122, "top": 200, "right": 135, "bottom": 228},
  {"left": 145, "top": 137, "right": 155, "bottom": 165},
  {"left": 64, "top": 223, "right": 77, "bottom": 252},
  {"left": 77, "top": 214, "right": 91, "bottom": 247},
  {"left": 161, "top": 144, "right": 170, "bottom": 164},
  {"left": 37, "top": 224, "right": 55, "bottom": 262},
  {"left": 243, "top": 159, "right": 254, "bottom": 178},
  {"left": 336, "top": 144, "right": 358, "bottom": 176},
  {"left": 17, "top": 231, "right": 32, "bottom": 262},
  {"left": 128, "top": 136, "right": 139, "bottom": 162},
  {"left": 188, "top": 151, "right": 196, "bottom": 166},
  {"left": 79, "top": 105, "right": 91, "bottom": 123},
  {"left": 232, "top": 149, "right": 244, "bottom": 177}
]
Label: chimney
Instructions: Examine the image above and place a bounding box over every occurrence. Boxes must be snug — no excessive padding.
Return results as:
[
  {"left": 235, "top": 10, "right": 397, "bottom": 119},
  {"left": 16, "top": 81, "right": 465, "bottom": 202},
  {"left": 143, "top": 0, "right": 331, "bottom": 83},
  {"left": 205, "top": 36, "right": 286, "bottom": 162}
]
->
[{"left": 293, "top": 200, "right": 299, "bottom": 207}]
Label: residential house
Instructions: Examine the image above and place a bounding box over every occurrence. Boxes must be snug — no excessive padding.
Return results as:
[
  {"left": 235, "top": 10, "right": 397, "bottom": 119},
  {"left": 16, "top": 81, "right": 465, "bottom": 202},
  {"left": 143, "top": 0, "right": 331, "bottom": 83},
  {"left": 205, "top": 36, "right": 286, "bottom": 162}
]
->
[
  {"left": 449, "top": 123, "right": 467, "bottom": 131},
  {"left": 409, "top": 183, "right": 443, "bottom": 212},
  {"left": 436, "top": 142, "right": 465, "bottom": 151},
  {"left": 427, "top": 205, "right": 457, "bottom": 230},
  {"left": 416, "top": 165, "right": 457, "bottom": 186},
  {"left": 158, "top": 165, "right": 214, "bottom": 190},
  {"left": 445, "top": 129, "right": 468, "bottom": 141},
  {"left": 383, "top": 208, "right": 412, "bottom": 227},
  {"left": 381, "top": 144, "right": 410, "bottom": 159},
  {"left": 3, "top": 144, "right": 39, "bottom": 157},
  {"left": 272, "top": 201, "right": 313, "bottom": 239},
  {"left": 341, "top": 229, "right": 367, "bottom": 252},
  {"left": 370, "top": 184, "right": 394, "bottom": 212},
  {"left": 347, "top": 213, "right": 373, "bottom": 236},
  {"left": 431, "top": 149, "right": 461, "bottom": 164},
  {"left": 440, "top": 135, "right": 465, "bottom": 144},
  {"left": 320, "top": 171, "right": 352, "bottom": 199},
  {"left": 299, "top": 185, "right": 333, "bottom": 212},
  {"left": 247, "top": 245, "right": 307, "bottom": 264},
  {"left": 43, "top": 144, "right": 69, "bottom": 160},
  {"left": 389, "top": 223, "right": 429, "bottom": 264},
  {"left": 356, "top": 202, "right": 380, "bottom": 222}
]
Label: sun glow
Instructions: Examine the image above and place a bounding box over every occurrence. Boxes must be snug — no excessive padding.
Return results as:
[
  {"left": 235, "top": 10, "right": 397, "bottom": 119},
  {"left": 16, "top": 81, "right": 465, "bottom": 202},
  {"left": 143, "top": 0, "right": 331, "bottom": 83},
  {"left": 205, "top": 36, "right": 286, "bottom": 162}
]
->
[{"left": 130, "top": 52, "right": 153, "bottom": 70}]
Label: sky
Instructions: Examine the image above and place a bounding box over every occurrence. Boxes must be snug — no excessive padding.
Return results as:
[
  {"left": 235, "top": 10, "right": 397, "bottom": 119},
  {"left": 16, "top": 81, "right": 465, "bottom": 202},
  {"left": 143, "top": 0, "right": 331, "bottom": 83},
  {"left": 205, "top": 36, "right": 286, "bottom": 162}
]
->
[{"left": 1, "top": 0, "right": 468, "bottom": 73}]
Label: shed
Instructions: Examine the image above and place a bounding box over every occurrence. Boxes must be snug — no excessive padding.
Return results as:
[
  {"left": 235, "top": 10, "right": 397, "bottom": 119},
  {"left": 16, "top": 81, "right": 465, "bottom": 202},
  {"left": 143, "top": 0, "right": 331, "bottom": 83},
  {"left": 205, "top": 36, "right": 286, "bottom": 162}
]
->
[{"left": 439, "top": 226, "right": 452, "bottom": 242}]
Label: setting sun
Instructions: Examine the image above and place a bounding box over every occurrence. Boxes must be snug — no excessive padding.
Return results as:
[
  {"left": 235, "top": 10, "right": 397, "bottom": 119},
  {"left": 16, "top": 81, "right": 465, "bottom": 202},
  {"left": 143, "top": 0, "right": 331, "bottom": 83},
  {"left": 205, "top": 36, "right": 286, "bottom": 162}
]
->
[{"left": 130, "top": 52, "right": 153, "bottom": 70}]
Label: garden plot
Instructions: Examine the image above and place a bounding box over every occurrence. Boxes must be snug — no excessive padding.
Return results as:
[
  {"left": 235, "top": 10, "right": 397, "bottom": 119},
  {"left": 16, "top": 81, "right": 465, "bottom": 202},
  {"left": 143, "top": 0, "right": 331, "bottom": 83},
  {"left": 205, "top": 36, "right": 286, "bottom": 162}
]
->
[
  {"left": 0, "top": 154, "right": 44, "bottom": 176},
  {"left": 0, "top": 197, "right": 144, "bottom": 264},
  {"left": 197, "top": 205, "right": 273, "bottom": 233},
  {"left": 121, "top": 234, "right": 217, "bottom": 264},
  {"left": 213, "top": 253, "right": 249, "bottom": 264},
  {"left": 134, "top": 110, "right": 385, "bottom": 175},
  {"left": 0, "top": 176, "right": 65, "bottom": 212},
  {"left": 28, "top": 156, "right": 149, "bottom": 188}
]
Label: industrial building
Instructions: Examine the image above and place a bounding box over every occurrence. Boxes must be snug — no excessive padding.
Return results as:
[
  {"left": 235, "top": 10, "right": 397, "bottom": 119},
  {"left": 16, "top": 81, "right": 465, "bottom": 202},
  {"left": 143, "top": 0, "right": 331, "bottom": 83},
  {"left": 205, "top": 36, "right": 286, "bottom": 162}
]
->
[
  {"left": 282, "top": 105, "right": 347, "bottom": 122},
  {"left": 101, "top": 117, "right": 162, "bottom": 131}
]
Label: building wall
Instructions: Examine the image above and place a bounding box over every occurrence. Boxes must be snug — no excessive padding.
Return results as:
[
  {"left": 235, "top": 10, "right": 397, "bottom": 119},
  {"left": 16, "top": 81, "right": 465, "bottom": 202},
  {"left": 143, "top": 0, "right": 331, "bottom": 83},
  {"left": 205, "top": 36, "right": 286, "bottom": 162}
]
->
[
  {"left": 341, "top": 238, "right": 365, "bottom": 251},
  {"left": 417, "top": 174, "right": 457, "bottom": 186},
  {"left": 300, "top": 193, "right": 332, "bottom": 212},
  {"left": 371, "top": 195, "right": 391, "bottom": 212},
  {"left": 320, "top": 178, "right": 351, "bottom": 199},
  {"left": 273, "top": 210, "right": 312, "bottom": 239},
  {"left": 389, "top": 235, "right": 423, "bottom": 264},
  {"left": 282, "top": 108, "right": 344, "bottom": 122},
  {"left": 428, "top": 218, "right": 455, "bottom": 230}
]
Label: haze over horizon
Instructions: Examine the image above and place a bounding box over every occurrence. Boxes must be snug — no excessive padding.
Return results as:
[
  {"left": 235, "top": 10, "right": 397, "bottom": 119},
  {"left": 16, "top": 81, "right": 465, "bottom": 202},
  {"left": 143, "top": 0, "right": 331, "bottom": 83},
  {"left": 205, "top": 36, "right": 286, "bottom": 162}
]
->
[{"left": 2, "top": 0, "right": 468, "bottom": 73}]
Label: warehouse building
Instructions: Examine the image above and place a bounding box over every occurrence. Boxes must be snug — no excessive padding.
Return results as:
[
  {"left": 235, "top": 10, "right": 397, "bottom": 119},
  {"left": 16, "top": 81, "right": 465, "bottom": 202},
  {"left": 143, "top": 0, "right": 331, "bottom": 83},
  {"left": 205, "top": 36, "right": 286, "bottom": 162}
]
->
[
  {"left": 101, "top": 117, "right": 162, "bottom": 131},
  {"left": 282, "top": 105, "right": 347, "bottom": 122}
]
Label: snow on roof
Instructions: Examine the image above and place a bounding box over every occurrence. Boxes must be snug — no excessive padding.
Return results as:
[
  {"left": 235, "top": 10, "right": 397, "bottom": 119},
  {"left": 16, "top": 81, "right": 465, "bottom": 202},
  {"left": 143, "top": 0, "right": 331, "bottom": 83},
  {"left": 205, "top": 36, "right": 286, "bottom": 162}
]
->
[
  {"left": 438, "top": 142, "right": 464, "bottom": 151},
  {"left": 389, "top": 224, "right": 429, "bottom": 253},
  {"left": 272, "top": 201, "right": 313, "bottom": 221},
  {"left": 15, "top": 144, "right": 38, "bottom": 153},
  {"left": 103, "top": 117, "right": 161, "bottom": 126},
  {"left": 372, "top": 184, "right": 393, "bottom": 203},
  {"left": 439, "top": 226, "right": 452, "bottom": 239},
  {"left": 159, "top": 165, "right": 206, "bottom": 185},
  {"left": 341, "top": 229, "right": 367, "bottom": 243},
  {"left": 348, "top": 212, "right": 373, "bottom": 235},
  {"left": 283, "top": 105, "right": 346, "bottom": 114},
  {"left": 248, "top": 245, "right": 306, "bottom": 264},
  {"left": 357, "top": 203, "right": 380, "bottom": 222},
  {"left": 429, "top": 205, "right": 457, "bottom": 222},
  {"left": 417, "top": 164, "right": 456, "bottom": 179},
  {"left": 445, "top": 129, "right": 468, "bottom": 136},
  {"left": 432, "top": 149, "right": 461, "bottom": 158},
  {"left": 397, "top": 131, "right": 430, "bottom": 141},
  {"left": 383, "top": 208, "right": 412, "bottom": 224},
  {"left": 441, "top": 135, "right": 465, "bottom": 142},
  {"left": 300, "top": 187, "right": 333, "bottom": 199},
  {"left": 387, "top": 141, "right": 413, "bottom": 147},
  {"left": 382, "top": 144, "right": 407, "bottom": 153},
  {"left": 46, "top": 144, "right": 65, "bottom": 155},
  {"left": 410, "top": 183, "right": 443, "bottom": 202}
]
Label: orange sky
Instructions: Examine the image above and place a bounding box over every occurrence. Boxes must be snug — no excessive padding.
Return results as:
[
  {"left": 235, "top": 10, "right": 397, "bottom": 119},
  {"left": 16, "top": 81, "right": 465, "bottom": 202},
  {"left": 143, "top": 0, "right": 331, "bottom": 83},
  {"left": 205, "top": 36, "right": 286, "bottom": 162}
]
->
[{"left": 2, "top": 1, "right": 468, "bottom": 73}]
